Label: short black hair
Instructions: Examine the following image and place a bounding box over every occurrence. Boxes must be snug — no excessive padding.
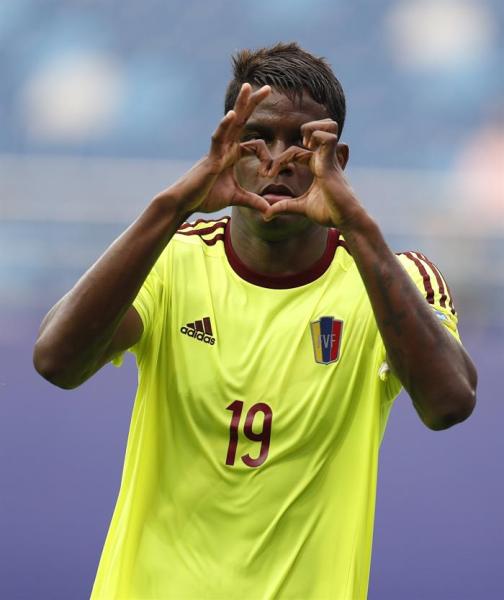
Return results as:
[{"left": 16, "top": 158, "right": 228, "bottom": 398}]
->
[{"left": 225, "top": 42, "right": 346, "bottom": 136}]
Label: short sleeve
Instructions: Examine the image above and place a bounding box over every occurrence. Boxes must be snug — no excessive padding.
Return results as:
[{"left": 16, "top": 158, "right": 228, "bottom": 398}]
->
[
  {"left": 377, "top": 251, "right": 461, "bottom": 404},
  {"left": 397, "top": 251, "right": 460, "bottom": 342},
  {"left": 110, "top": 243, "right": 173, "bottom": 366}
]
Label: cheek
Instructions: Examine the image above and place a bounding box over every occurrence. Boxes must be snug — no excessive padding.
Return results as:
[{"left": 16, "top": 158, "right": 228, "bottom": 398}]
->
[
  {"left": 235, "top": 157, "right": 258, "bottom": 187},
  {"left": 299, "top": 166, "right": 314, "bottom": 189}
]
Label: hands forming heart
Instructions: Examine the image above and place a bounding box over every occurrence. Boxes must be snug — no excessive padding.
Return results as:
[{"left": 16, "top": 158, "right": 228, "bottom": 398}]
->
[
  {"left": 174, "top": 82, "right": 361, "bottom": 230},
  {"left": 240, "top": 123, "right": 356, "bottom": 228}
]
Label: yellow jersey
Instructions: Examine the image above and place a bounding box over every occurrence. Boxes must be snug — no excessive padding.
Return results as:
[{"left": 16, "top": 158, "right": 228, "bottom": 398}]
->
[{"left": 91, "top": 217, "right": 460, "bottom": 600}]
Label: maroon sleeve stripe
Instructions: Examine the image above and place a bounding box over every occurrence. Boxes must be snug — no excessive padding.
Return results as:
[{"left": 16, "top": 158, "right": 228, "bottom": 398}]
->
[
  {"left": 416, "top": 252, "right": 456, "bottom": 315},
  {"left": 178, "top": 218, "right": 212, "bottom": 230},
  {"left": 201, "top": 233, "right": 225, "bottom": 246},
  {"left": 448, "top": 295, "right": 455, "bottom": 315},
  {"left": 178, "top": 216, "right": 230, "bottom": 231},
  {"left": 413, "top": 252, "right": 447, "bottom": 308},
  {"left": 338, "top": 235, "right": 351, "bottom": 255},
  {"left": 401, "top": 251, "right": 435, "bottom": 304},
  {"left": 177, "top": 220, "right": 227, "bottom": 237},
  {"left": 433, "top": 262, "right": 456, "bottom": 315},
  {"left": 179, "top": 217, "right": 219, "bottom": 230}
]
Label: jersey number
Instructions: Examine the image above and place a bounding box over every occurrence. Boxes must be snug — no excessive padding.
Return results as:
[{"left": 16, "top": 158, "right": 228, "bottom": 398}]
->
[{"left": 225, "top": 401, "right": 273, "bottom": 467}]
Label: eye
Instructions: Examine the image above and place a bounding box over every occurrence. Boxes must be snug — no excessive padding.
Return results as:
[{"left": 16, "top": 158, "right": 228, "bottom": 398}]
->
[
  {"left": 292, "top": 135, "right": 307, "bottom": 148},
  {"left": 240, "top": 132, "right": 262, "bottom": 142}
]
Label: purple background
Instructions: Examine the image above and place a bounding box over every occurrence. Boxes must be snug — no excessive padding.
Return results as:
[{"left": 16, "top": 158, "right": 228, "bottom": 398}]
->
[{"left": 1, "top": 310, "right": 502, "bottom": 600}]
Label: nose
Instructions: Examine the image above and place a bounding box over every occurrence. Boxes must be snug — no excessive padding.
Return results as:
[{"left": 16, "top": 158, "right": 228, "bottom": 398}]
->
[
  {"left": 269, "top": 139, "right": 288, "bottom": 158},
  {"left": 269, "top": 140, "right": 294, "bottom": 176}
]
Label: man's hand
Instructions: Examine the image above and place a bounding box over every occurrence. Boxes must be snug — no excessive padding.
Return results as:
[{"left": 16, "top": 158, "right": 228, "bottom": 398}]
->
[
  {"left": 164, "top": 83, "right": 272, "bottom": 217},
  {"left": 262, "top": 119, "right": 477, "bottom": 430},
  {"left": 262, "top": 119, "right": 362, "bottom": 229}
]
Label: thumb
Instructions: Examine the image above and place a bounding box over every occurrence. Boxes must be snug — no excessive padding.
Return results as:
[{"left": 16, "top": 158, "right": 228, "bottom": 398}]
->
[{"left": 233, "top": 187, "right": 270, "bottom": 214}]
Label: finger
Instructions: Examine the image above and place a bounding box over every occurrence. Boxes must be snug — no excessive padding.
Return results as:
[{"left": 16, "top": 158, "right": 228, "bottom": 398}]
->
[
  {"left": 308, "top": 131, "right": 339, "bottom": 165},
  {"left": 301, "top": 119, "right": 338, "bottom": 148},
  {"left": 267, "top": 146, "right": 312, "bottom": 177},
  {"left": 233, "top": 188, "right": 271, "bottom": 213},
  {"left": 241, "top": 85, "right": 271, "bottom": 120},
  {"left": 263, "top": 198, "right": 307, "bottom": 221},
  {"left": 210, "top": 110, "right": 237, "bottom": 149},
  {"left": 220, "top": 83, "right": 252, "bottom": 142},
  {"left": 240, "top": 139, "right": 273, "bottom": 175},
  {"left": 232, "top": 82, "right": 252, "bottom": 115},
  {"left": 230, "top": 84, "right": 271, "bottom": 135},
  {"left": 249, "top": 84, "right": 271, "bottom": 108}
]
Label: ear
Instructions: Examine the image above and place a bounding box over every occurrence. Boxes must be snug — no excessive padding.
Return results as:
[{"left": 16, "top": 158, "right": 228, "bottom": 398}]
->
[{"left": 336, "top": 144, "right": 349, "bottom": 170}]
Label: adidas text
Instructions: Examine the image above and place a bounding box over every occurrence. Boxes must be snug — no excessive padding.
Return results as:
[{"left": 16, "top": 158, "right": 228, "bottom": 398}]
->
[{"left": 180, "top": 326, "right": 215, "bottom": 345}]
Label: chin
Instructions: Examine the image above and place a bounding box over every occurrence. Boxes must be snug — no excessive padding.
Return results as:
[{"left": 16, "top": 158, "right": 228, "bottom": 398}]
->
[{"left": 240, "top": 207, "right": 312, "bottom": 241}]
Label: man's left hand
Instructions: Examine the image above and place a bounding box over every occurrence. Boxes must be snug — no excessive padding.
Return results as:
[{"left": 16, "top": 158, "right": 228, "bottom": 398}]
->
[{"left": 261, "top": 119, "right": 363, "bottom": 229}]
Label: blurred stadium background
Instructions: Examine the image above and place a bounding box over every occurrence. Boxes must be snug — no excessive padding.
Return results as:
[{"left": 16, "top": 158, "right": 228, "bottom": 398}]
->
[{"left": 0, "top": 1, "right": 502, "bottom": 599}]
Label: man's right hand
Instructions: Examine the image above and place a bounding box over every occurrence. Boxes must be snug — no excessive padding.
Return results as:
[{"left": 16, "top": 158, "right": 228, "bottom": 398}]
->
[
  {"left": 157, "top": 83, "right": 272, "bottom": 217},
  {"left": 33, "top": 83, "right": 273, "bottom": 389}
]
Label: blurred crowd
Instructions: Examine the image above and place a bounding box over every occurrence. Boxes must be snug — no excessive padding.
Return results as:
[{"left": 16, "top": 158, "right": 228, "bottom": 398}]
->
[
  {"left": 0, "top": 0, "right": 502, "bottom": 325},
  {"left": 0, "top": 0, "right": 502, "bottom": 169}
]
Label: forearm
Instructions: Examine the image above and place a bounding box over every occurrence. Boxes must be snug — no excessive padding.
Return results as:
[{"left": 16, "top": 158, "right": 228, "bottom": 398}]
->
[
  {"left": 33, "top": 85, "right": 272, "bottom": 388},
  {"left": 340, "top": 211, "right": 477, "bottom": 429},
  {"left": 34, "top": 193, "right": 189, "bottom": 387}
]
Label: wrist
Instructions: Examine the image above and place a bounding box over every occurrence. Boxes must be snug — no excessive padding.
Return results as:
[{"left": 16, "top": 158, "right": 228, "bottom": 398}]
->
[
  {"left": 336, "top": 207, "right": 381, "bottom": 244},
  {"left": 159, "top": 156, "right": 222, "bottom": 215},
  {"left": 333, "top": 203, "right": 373, "bottom": 233},
  {"left": 338, "top": 210, "right": 388, "bottom": 261},
  {"left": 151, "top": 190, "right": 194, "bottom": 226}
]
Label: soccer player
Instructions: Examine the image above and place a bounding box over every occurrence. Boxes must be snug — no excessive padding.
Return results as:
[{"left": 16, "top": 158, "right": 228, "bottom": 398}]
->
[{"left": 34, "top": 43, "right": 477, "bottom": 599}]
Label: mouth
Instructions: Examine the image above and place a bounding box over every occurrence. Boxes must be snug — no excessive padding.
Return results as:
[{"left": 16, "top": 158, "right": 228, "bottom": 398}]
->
[{"left": 259, "top": 184, "right": 295, "bottom": 205}]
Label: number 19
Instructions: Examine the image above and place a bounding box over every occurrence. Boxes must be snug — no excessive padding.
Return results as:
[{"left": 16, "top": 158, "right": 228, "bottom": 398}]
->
[{"left": 225, "top": 400, "right": 273, "bottom": 468}]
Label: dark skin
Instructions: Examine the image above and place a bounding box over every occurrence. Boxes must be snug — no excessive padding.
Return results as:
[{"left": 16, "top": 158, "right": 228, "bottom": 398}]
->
[
  {"left": 231, "top": 90, "right": 335, "bottom": 273},
  {"left": 34, "top": 83, "right": 477, "bottom": 429}
]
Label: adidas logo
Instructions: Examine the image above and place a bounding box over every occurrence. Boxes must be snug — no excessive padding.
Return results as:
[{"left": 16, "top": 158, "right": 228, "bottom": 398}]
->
[{"left": 180, "top": 316, "right": 215, "bottom": 345}]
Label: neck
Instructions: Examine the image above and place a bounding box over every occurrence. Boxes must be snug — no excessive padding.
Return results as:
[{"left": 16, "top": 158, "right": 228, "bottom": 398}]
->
[{"left": 229, "top": 209, "right": 329, "bottom": 276}]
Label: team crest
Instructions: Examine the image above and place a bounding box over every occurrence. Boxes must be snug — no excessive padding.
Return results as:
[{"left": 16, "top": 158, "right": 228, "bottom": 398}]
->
[{"left": 310, "top": 316, "right": 343, "bottom": 365}]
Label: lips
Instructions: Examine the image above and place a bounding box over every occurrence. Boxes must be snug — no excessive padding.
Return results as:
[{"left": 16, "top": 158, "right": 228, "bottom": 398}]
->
[{"left": 260, "top": 184, "right": 295, "bottom": 205}]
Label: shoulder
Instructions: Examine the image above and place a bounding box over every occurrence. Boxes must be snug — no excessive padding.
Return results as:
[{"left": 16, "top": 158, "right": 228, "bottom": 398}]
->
[
  {"left": 174, "top": 216, "right": 229, "bottom": 248},
  {"left": 396, "top": 250, "right": 456, "bottom": 315},
  {"left": 395, "top": 250, "right": 445, "bottom": 284},
  {"left": 147, "top": 217, "right": 229, "bottom": 281}
]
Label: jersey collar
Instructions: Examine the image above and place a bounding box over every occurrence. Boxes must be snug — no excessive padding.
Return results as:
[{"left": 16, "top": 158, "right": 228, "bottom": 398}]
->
[{"left": 224, "top": 220, "right": 340, "bottom": 289}]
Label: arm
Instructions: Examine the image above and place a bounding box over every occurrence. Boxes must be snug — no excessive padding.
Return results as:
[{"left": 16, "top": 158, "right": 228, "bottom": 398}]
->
[
  {"left": 34, "top": 83, "right": 271, "bottom": 389},
  {"left": 33, "top": 197, "right": 185, "bottom": 388},
  {"left": 265, "top": 121, "right": 477, "bottom": 430},
  {"left": 338, "top": 213, "right": 477, "bottom": 430}
]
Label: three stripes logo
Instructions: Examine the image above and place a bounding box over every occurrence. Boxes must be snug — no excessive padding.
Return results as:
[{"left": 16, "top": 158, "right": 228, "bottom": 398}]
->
[
  {"left": 310, "top": 316, "right": 343, "bottom": 365},
  {"left": 180, "top": 316, "right": 215, "bottom": 345}
]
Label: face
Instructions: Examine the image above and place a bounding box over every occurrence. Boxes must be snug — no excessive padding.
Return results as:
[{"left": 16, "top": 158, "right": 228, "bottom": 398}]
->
[{"left": 234, "top": 88, "right": 330, "bottom": 241}]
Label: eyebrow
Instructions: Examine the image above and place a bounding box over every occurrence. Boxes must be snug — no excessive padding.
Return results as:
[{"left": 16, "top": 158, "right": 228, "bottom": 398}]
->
[
  {"left": 243, "top": 121, "right": 303, "bottom": 136},
  {"left": 242, "top": 122, "right": 272, "bottom": 133}
]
